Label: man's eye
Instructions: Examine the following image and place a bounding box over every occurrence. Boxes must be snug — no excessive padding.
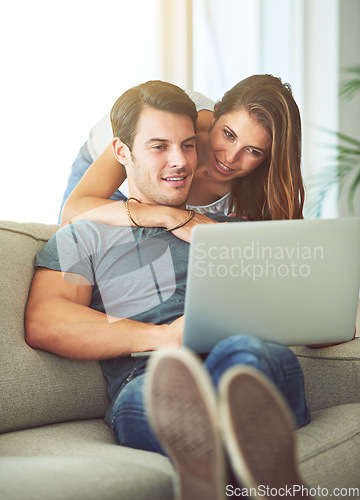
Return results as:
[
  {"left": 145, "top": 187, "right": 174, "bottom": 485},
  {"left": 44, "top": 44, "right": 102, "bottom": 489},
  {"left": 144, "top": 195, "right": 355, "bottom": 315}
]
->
[
  {"left": 153, "top": 145, "right": 165, "bottom": 150},
  {"left": 183, "top": 144, "right": 195, "bottom": 150}
]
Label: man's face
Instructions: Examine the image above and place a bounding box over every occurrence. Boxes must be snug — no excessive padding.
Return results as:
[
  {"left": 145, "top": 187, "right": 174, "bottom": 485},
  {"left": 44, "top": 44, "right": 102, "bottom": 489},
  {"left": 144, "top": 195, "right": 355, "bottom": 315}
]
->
[{"left": 124, "top": 107, "right": 197, "bottom": 207}]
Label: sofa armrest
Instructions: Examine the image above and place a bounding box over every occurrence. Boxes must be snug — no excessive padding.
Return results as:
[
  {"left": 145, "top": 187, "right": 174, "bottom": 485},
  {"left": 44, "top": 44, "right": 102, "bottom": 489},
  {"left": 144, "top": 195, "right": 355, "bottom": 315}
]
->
[{"left": 291, "top": 338, "right": 360, "bottom": 412}]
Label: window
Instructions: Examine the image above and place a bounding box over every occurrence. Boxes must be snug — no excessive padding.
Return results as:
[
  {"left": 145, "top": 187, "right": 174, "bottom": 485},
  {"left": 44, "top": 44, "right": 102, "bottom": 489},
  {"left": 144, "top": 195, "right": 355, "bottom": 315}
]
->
[{"left": 0, "top": 0, "right": 161, "bottom": 223}]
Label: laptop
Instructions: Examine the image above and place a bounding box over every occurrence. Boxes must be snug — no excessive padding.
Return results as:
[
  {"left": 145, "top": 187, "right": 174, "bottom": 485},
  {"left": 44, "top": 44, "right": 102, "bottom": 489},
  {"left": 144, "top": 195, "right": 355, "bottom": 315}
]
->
[{"left": 182, "top": 217, "right": 360, "bottom": 353}]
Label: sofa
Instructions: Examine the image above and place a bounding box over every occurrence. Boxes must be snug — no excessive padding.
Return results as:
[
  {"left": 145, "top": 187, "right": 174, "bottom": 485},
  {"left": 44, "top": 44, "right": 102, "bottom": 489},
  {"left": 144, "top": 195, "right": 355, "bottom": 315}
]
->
[{"left": 0, "top": 220, "right": 360, "bottom": 500}]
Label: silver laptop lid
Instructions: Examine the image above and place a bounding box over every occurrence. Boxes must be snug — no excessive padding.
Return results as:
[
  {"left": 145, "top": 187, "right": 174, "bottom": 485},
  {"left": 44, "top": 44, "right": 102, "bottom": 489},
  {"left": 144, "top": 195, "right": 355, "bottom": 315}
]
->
[{"left": 183, "top": 217, "right": 360, "bottom": 353}]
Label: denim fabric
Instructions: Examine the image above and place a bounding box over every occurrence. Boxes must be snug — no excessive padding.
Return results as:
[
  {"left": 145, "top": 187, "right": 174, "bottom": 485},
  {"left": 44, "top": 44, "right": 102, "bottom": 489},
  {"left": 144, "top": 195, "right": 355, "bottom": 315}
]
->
[
  {"left": 109, "top": 367, "right": 165, "bottom": 455},
  {"left": 58, "top": 142, "right": 127, "bottom": 223},
  {"left": 203, "top": 335, "right": 310, "bottom": 429},
  {"left": 108, "top": 335, "right": 310, "bottom": 455}
]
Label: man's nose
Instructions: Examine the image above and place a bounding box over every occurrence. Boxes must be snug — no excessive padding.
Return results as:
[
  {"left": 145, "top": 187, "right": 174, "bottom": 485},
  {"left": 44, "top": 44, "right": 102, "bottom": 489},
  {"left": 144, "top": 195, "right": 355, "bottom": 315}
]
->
[{"left": 168, "top": 146, "right": 187, "bottom": 167}]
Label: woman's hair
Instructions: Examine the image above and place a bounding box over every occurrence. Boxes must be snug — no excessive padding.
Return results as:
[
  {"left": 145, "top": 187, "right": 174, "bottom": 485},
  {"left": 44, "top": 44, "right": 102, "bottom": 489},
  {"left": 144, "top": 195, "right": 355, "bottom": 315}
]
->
[
  {"left": 214, "top": 74, "right": 305, "bottom": 220},
  {"left": 110, "top": 80, "right": 198, "bottom": 151}
]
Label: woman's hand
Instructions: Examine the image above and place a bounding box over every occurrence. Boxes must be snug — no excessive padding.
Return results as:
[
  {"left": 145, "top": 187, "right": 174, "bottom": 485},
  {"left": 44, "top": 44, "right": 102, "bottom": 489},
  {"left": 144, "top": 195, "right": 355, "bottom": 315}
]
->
[
  {"left": 171, "top": 212, "right": 218, "bottom": 243},
  {"left": 128, "top": 203, "right": 218, "bottom": 243}
]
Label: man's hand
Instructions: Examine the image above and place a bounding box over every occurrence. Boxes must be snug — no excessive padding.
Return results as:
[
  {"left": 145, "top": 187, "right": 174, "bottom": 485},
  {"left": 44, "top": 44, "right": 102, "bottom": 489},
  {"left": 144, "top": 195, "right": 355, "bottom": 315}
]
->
[{"left": 160, "top": 315, "right": 185, "bottom": 348}]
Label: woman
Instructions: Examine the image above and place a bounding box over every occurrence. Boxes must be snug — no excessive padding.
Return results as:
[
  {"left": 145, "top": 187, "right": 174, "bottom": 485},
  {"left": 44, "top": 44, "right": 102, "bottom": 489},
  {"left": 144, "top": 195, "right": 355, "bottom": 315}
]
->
[{"left": 60, "top": 75, "right": 305, "bottom": 232}]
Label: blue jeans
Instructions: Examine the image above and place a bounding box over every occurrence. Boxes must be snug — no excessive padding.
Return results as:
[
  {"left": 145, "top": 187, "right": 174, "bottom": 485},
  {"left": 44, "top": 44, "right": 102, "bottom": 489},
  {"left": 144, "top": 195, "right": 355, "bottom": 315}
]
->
[
  {"left": 108, "top": 335, "right": 310, "bottom": 455},
  {"left": 58, "top": 142, "right": 127, "bottom": 223}
]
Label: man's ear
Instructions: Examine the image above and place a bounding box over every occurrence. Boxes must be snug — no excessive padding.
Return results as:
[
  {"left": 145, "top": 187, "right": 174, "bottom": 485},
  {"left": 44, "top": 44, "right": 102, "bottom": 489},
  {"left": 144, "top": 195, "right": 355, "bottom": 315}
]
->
[{"left": 112, "top": 137, "right": 131, "bottom": 165}]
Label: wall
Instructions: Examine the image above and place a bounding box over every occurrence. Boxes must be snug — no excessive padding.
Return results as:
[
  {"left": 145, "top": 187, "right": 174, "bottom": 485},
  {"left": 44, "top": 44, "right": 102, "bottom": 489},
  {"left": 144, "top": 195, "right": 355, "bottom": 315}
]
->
[
  {"left": 1, "top": 0, "right": 358, "bottom": 223},
  {"left": 302, "top": 0, "right": 360, "bottom": 218},
  {"left": 0, "top": 0, "right": 162, "bottom": 223},
  {"left": 338, "top": 0, "right": 360, "bottom": 217}
]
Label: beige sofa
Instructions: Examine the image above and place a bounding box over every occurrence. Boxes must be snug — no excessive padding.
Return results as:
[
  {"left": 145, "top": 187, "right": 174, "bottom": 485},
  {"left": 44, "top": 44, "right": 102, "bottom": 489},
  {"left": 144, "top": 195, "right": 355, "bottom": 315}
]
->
[{"left": 0, "top": 221, "right": 359, "bottom": 500}]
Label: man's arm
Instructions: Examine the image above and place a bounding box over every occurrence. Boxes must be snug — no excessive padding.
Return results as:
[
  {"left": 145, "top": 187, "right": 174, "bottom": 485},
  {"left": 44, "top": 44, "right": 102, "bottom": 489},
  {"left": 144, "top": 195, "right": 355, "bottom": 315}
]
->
[{"left": 25, "top": 268, "right": 183, "bottom": 360}]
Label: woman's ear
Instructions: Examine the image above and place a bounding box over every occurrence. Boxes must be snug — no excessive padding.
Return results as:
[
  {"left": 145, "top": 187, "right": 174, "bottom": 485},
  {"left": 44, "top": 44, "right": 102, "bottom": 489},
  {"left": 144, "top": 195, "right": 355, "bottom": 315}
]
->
[{"left": 112, "top": 137, "right": 131, "bottom": 165}]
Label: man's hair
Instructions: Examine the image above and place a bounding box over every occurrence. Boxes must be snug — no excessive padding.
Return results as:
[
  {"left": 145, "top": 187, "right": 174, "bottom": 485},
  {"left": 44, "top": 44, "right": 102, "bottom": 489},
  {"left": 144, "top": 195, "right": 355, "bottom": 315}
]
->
[{"left": 110, "top": 80, "right": 198, "bottom": 150}]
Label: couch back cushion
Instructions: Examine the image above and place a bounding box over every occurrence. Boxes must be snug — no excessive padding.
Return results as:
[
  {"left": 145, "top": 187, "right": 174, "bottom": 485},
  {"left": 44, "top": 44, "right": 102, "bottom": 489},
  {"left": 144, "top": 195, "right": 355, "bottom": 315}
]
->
[{"left": 0, "top": 222, "right": 110, "bottom": 434}]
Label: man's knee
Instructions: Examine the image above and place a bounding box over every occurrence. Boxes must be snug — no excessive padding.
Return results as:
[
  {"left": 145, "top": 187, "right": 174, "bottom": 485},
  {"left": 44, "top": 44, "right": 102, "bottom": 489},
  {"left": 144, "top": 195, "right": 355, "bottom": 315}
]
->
[
  {"left": 211, "top": 334, "right": 298, "bottom": 368},
  {"left": 214, "top": 334, "right": 270, "bottom": 354}
]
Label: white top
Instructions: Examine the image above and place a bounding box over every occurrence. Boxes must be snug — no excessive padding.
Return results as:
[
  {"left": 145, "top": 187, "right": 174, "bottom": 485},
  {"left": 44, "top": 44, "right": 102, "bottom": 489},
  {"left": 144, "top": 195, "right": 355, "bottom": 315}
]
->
[{"left": 187, "top": 193, "right": 230, "bottom": 214}]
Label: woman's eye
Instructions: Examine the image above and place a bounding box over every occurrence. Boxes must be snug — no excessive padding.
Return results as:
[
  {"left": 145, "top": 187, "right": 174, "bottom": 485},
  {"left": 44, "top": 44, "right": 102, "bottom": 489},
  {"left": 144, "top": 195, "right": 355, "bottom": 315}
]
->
[
  {"left": 224, "top": 129, "right": 235, "bottom": 140},
  {"left": 248, "top": 147, "right": 261, "bottom": 157}
]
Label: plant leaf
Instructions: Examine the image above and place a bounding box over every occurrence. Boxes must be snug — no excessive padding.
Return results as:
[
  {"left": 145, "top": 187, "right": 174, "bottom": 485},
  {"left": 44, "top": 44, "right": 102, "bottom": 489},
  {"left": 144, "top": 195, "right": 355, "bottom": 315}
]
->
[
  {"left": 348, "top": 169, "right": 360, "bottom": 214},
  {"left": 340, "top": 64, "right": 360, "bottom": 99}
]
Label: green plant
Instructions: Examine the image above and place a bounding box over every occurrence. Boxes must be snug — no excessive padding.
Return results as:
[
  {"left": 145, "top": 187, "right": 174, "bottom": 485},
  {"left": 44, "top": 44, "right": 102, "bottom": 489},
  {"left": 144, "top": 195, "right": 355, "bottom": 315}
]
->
[
  {"left": 340, "top": 64, "right": 360, "bottom": 99},
  {"left": 306, "top": 65, "right": 360, "bottom": 218}
]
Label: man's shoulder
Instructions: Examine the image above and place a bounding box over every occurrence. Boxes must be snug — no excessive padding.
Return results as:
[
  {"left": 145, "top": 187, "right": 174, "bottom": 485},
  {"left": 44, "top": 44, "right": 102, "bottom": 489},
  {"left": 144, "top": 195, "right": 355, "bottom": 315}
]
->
[
  {"left": 56, "top": 220, "right": 131, "bottom": 239},
  {"left": 54, "top": 221, "right": 165, "bottom": 253},
  {"left": 42, "top": 220, "right": 121, "bottom": 257}
]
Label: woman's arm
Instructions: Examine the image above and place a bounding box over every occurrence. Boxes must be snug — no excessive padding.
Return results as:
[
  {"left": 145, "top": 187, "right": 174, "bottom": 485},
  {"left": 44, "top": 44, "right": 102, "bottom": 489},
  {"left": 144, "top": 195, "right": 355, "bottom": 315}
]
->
[
  {"left": 61, "top": 109, "right": 216, "bottom": 226},
  {"left": 60, "top": 142, "right": 217, "bottom": 240},
  {"left": 63, "top": 193, "right": 217, "bottom": 243},
  {"left": 60, "top": 144, "right": 201, "bottom": 233},
  {"left": 61, "top": 143, "right": 126, "bottom": 225}
]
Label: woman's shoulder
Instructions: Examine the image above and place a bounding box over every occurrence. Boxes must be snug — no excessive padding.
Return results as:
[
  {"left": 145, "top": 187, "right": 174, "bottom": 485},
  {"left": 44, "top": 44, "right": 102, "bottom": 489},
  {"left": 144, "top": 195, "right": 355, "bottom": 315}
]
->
[
  {"left": 185, "top": 90, "right": 215, "bottom": 112},
  {"left": 196, "top": 109, "right": 213, "bottom": 134},
  {"left": 88, "top": 112, "right": 112, "bottom": 161}
]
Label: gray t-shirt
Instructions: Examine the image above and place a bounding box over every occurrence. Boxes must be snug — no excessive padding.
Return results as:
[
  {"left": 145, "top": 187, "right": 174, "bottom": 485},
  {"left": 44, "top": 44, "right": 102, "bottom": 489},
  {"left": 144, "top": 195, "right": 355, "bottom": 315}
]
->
[
  {"left": 35, "top": 214, "right": 242, "bottom": 407},
  {"left": 35, "top": 220, "right": 189, "bottom": 402}
]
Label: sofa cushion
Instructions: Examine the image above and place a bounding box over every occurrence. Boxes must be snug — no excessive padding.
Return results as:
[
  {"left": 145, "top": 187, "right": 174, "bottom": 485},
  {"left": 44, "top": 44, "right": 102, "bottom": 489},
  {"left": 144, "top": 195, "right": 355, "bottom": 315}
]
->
[
  {"left": 0, "top": 222, "right": 110, "bottom": 433},
  {"left": 0, "top": 419, "right": 119, "bottom": 456},
  {"left": 291, "top": 339, "right": 360, "bottom": 412},
  {"left": 0, "top": 456, "right": 173, "bottom": 500},
  {"left": 0, "top": 419, "right": 174, "bottom": 500},
  {"left": 1, "top": 404, "right": 359, "bottom": 497},
  {"left": 297, "top": 403, "right": 360, "bottom": 492}
]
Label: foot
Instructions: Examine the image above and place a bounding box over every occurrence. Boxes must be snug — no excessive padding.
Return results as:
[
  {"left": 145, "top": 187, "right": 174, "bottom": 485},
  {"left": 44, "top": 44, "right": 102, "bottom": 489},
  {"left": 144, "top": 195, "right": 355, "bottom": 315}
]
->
[
  {"left": 218, "top": 366, "right": 311, "bottom": 499},
  {"left": 145, "top": 347, "right": 226, "bottom": 500}
]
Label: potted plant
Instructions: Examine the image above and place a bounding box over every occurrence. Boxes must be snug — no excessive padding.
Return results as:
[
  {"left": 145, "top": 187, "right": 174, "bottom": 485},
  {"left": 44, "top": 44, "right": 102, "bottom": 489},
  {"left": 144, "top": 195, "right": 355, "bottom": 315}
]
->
[{"left": 305, "top": 65, "right": 360, "bottom": 218}]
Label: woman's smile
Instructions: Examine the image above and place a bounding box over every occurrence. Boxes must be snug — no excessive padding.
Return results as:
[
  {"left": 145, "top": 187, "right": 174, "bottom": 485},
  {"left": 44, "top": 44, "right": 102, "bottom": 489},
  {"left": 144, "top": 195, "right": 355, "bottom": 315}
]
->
[{"left": 214, "top": 156, "right": 237, "bottom": 175}]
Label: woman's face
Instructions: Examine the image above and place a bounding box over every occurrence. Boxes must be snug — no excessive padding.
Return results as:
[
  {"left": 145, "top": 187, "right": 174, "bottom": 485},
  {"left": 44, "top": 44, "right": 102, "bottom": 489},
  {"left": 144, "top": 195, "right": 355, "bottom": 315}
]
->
[{"left": 206, "top": 108, "right": 271, "bottom": 183}]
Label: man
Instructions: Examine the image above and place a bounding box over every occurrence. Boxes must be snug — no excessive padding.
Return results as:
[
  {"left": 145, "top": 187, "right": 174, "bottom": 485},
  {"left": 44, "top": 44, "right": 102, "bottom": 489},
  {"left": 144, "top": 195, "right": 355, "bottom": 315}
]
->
[{"left": 25, "top": 81, "right": 310, "bottom": 500}]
